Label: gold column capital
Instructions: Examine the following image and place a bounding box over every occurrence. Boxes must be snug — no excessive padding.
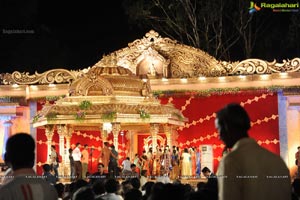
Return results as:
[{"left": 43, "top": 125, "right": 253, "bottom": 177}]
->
[
  {"left": 45, "top": 125, "right": 55, "bottom": 139},
  {"left": 112, "top": 123, "right": 121, "bottom": 136},
  {"left": 57, "top": 124, "right": 67, "bottom": 136}
]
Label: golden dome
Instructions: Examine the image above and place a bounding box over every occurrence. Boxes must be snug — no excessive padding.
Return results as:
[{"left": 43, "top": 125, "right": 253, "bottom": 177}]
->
[{"left": 69, "top": 66, "right": 150, "bottom": 97}]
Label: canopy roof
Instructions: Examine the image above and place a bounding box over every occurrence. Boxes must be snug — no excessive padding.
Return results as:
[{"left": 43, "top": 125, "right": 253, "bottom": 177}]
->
[{"left": 32, "top": 65, "right": 187, "bottom": 130}]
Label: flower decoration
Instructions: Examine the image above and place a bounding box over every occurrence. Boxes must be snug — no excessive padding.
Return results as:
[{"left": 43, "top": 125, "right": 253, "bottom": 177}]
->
[
  {"left": 79, "top": 100, "right": 93, "bottom": 110},
  {"left": 75, "top": 110, "right": 86, "bottom": 121},
  {"left": 46, "top": 112, "right": 58, "bottom": 121},
  {"left": 33, "top": 115, "right": 40, "bottom": 123},
  {"left": 139, "top": 109, "right": 150, "bottom": 119},
  {"left": 102, "top": 111, "right": 116, "bottom": 121}
]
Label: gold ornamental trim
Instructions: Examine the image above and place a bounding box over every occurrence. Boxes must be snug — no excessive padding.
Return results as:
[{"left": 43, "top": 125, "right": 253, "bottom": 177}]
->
[
  {"left": 1, "top": 68, "right": 87, "bottom": 85},
  {"left": 1, "top": 30, "right": 300, "bottom": 86},
  {"left": 227, "top": 58, "right": 300, "bottom": 75}
]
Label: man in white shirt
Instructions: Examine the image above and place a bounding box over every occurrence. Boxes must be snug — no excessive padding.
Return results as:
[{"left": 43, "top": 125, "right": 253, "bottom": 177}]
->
[
  {"left": 0, "top": 133, "right": 58, "bottom": 200},
  {"left": 216, "top": 103, "right": 291, "bottom": 200},
  {"left": 122, "top": 157, "right": 132, "bottom": 178},
  {"left": 73, "top": 142, "right": 82, "bottom": 180}
]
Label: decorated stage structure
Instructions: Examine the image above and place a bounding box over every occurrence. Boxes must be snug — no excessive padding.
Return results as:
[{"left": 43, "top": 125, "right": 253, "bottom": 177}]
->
[{"left": 0, "top": 30, "right": 300, "bottom": 178}]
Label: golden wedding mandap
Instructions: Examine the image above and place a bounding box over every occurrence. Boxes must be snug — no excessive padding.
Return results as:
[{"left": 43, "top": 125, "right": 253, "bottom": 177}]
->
[{"left": 0, "top": 30, "right": 300, "bottom": 181}]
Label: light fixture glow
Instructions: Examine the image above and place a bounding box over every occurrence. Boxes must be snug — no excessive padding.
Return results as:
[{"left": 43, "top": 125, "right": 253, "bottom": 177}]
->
[
  {"left": 180, "top": 78, "right": 188, "bottom": 83},
  {"left": 218, "top": 77, "right": 226, "bottom": 81},
  {"left": 279, "top": 72, "right": 288, "bottom": 78},
  {"left": 103, "top": 122, "right": 112, "bottom": 133},
  {"left": 260, "top": 74, "right": 270, "bottom": 80},
  {"left": 48, "top": 83, "right": 56, "bottom": 87}
]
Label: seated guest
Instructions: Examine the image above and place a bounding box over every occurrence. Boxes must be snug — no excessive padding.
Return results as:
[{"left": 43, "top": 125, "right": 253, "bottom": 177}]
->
[
  {"left": 42, "top": 163, "right": 57, "bottom": 185},
  {"left": 201, "top": 167, "right": 215, "bottom": 178},
  {"left": 0, "top": 133, "right": 58, "bottom": 199},
  {"left": 101, "top": 178, "right": 123, "bottom": 200},
  {"left": 124, "top": 188, "right": 142, "bottom": 200},
  {"left": 140, "top": 170, "right": 148, "bottom": 189},
  {"left": 54, "top": 183, "right": 65, "bottom": 200},
  {"left": 130, "top": 164, "right": 139, "bottom": 179},
  {"left": 73, "top": 186, "right": 95, "bottom": 200},
  {"left": 89, "top": 163, "right": 108, "bottom": 185},
  {"left": 216, "top": 103, "right": 291, "bottom": 200},
  {"left": 92, "top": 180, "right": 106, "bottom": 199}
]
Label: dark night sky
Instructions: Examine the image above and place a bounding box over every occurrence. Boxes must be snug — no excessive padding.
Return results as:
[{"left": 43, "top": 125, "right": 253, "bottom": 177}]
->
[
  {"left": 0, "top": 0, "right": 299, "bottom": 73},
  {"left": 0, "top": 0, "right": 146, "bottom": 73}
]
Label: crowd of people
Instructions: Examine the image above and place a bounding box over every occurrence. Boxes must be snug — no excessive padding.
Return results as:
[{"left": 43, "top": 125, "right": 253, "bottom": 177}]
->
[
  {"left": 58, "top": 138, "right": 203, "bottom": 183},
  {"left": 0, "top": 103, "right": 300, "bottom": 200}
]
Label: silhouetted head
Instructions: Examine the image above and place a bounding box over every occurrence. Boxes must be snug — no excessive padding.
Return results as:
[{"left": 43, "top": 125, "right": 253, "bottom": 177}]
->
[
  {"left": 104, "top": 178, "right": 120, "bottom": 193},
  {"left": 43, "top": 164, "right": 51, "bottom": 172},
  {"left": 201, "top": 167, "right": 211, "bottom": 178},
  {"left": 76, "top": 143, "right": 81, "bottom": 148},
  {"left": 124, "top": 188, "right": 142, "bottom": 200},
  {"left": 4, "top": 133, "right": 35, "bottom": 170},
  {"left": 216, "top": 103, "right": 250, "bottom": 148},
  {"left": 73, "top": 186, "right": 94, "bottom": 200}
]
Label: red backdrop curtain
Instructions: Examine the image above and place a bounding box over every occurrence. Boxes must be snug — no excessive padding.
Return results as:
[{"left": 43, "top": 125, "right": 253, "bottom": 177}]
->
[{"left": 35, "top": 91, "right": 279, "bottom": 175}]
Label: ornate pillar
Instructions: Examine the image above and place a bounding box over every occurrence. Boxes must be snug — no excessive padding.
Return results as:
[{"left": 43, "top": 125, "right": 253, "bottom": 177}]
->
[
  {"left": 125, "top": 130, "right": 135, "bottom": 159},
  {"left": 101, "top": 124, "right": 109, "bottom": 143},
  {"left": 64, "top": 126, "right": 73, "bottom": 181},
  {"left": 150, "top": 123, "right": 159, "bottom": 153},
  {"left": 112, "top": 123, "right": 121, "bottom": 151},
  {"left": 64, "top": 126, "right": 73, "bottom": 160},
  {"left": 2, "top": 120, "right": 13, "bottom": 159},
  {"left": 45, "top": 125, "right": 54, "bottom": 163},
  {"left": 57, "top": 124, "right": 67, "bottom": 177},
  {"left": 164, "top": 125, "right": 173, "bottom": 149}
]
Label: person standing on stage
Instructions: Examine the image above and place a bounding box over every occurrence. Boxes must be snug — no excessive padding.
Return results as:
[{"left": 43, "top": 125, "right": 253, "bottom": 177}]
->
[
  {"left": 108, "top": 144, "right": 119, "bottom": 178},
  {"left": 122, "top": 157, "right": 132, "bottom": 177},
  {"left": 181, "top": 148, "right": 192, "bottom": 179},
  {"left": 170, "top": 148, "right": 180, "bottom": 180},
  {"left": 49, "top": 145, "right": 59, "bottom": 181},
  {"left": 81, "top": 144, "right": 89, "bottom": 179},
  {"left": 190, "top": 147, "right": 196, "bottom": 177},
  {"left": 133, "top": 153, "right": 141, "bottom": 174},
  {"left": 161, "top": 148, "right": 171, "bottom": 175},
  {"left": 147, "top": 148, "right": 153, "bottom": 177},
  {"left": 73, "top": 142, "right": 82, "bottom": 180},
  {"left": 102, "top": 142, "right": 111, "bottom": 173},
  {"left": 69, "top": 148, "right": 75, "bottom": 181}
]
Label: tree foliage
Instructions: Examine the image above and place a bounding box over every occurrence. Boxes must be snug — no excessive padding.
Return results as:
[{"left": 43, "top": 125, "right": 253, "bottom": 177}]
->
[{"left": 123, "top": 0, "right": 300, "bottom": 61}]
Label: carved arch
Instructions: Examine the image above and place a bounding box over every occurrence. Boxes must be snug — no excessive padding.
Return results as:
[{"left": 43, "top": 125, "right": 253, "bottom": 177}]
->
[{"left": 69, "top": 77, "right": 114, "bottom": 96}]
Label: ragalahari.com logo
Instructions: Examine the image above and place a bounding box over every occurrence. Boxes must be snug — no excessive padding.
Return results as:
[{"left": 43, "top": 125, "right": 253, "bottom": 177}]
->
[{"left": 249, "top": 1, "right": 299, "bottom": 14}]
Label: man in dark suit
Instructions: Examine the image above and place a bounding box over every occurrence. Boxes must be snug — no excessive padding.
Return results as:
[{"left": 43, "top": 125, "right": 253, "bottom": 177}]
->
[
  {"left": 89, "top": 163, "right": 108, "bottom": 185},
  {"left": 201, "top": 167, "right": 215, "bottom": 178}
]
